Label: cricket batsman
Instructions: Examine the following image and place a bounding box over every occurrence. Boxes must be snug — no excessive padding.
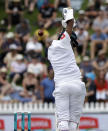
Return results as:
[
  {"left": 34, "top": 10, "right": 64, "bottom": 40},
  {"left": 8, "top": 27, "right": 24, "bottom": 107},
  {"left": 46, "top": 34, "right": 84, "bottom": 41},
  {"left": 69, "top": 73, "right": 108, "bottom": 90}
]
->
[{"left": 48, "top": 8, "right": 86, "bottom": 131}]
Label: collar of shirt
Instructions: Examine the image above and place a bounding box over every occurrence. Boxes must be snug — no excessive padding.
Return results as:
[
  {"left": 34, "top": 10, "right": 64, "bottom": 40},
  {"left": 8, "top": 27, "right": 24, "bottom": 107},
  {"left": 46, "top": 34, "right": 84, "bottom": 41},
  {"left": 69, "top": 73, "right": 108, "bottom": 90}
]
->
[
  {"left": 59, "top": 31, "right": 71, "bottom": 49},
  {"left": 48, "top": 31, "right": 71, "bottom": 51}
]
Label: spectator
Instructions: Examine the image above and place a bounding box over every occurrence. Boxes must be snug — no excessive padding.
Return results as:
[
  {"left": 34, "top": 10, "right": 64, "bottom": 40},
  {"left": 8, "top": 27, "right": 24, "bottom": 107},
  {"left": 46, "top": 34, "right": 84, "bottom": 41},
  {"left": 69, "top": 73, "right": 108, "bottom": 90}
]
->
[
  {"left": 75, "top": 26, "right": 89, "bottom": 56},
  {"left": 19, "top": 68, "right": 40, "bottom": 102},
  {"left": 28, "top": 55, "right": 44, "bottom": 77},
  {"left": 26, "top": 35, "right": 43, "bottom": 57},
  {"left": 9, "top": 54, "right": 27, "bottom": 80},
  {"left": 105, "top": 3, "right": 108, "bottom": 11},
  {"left": 94, "top": 0, "right": 102, "bottom": 11},
  {"left": 86, "top": 73, "right": 96, "bottom": 103},
  {"left": 3, "top": 44, "right": 19, "bottom": 68},
  {"left": 92, "top": 11, "right": 108, "bottom": 32},
  {"left": 1, "top": 32, "right": 21, "bottom": 64},
  {"left": 77, "top": 10, "right": 90, "bottom": 30},
  {"left": 94, "top": 70, "right": 108, "bottom": 102},
  {"left": 1, "top": 32, "right": 21, "bottom": 53},
  {"left": 90, "top": 27, "right": 107, "bottom": 59},
  {"left": 34, "top": 25, "right": 49, "bottom": 45},
  {"left": 6, "top": 0, "right": 23, "bottom": 29},
  {"left": 92, "top": 50, "right": 108, "bottom": 73},
  {"left": 24, "top": 0, "right": 37, "bottom": 13},
  {"left": 36, "top": 0, "right": 48, "bottom": 10},
  {"left": 54, "top": 0, "right": 71, "bottom": 11},
  {"left": 85, "top": 1, "right": 99, "bottom": 21},
  {"left": 80, "top": 56, "right": 93, "bottom": 76},
  {"left": 15, "top": 19, "right": 31, "bottom": 46},
  {"left": 0, "top": 67, "right": 12, "bottom": 99},
  {"left": 38, "top": 2, "right": 56, "bottom": 29},
  {"left": 41, "top": 66, "right": 55, "bottom": 103}
]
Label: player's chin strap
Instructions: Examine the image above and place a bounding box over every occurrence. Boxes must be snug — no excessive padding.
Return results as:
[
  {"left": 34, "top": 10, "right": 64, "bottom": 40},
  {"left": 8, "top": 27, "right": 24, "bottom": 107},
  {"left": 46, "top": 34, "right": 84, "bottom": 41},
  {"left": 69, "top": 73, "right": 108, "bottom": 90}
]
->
[{"left": 58, "top": 28, "right": 79, "bottom": 48}]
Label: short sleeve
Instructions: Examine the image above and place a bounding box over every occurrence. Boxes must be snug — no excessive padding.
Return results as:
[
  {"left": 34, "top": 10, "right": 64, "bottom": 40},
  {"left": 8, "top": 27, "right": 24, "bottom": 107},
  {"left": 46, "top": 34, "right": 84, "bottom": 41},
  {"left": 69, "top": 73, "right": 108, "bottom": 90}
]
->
[
  {"left": 91, "top": 34, "right": 96, "bottom": 40},
  {"left": 102, "top": 34, "right": 107, "bottom": 40},
  {"left": 84, "top": 31, "right": 88, "bottom": 38},
  {"left": 11, "top": 61, "right": 16, "bottom": 67}
]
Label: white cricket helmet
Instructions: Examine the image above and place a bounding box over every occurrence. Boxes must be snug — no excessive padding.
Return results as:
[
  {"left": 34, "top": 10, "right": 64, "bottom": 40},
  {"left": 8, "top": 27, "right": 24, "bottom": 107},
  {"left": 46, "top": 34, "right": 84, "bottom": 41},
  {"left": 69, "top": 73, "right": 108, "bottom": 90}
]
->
[{"left": 62, "top": 8, "right": 76, "bottom": 28}]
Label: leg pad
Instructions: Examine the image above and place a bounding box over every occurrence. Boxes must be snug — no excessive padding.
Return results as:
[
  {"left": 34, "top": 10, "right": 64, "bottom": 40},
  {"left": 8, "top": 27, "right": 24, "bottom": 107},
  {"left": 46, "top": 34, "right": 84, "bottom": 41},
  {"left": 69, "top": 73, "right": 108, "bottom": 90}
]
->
[
  {"left": 69, "top": 121, "right": 77, "bottom": 131},
  {"left": 58, "top": 121, "right": 69, "bottom": 131}
]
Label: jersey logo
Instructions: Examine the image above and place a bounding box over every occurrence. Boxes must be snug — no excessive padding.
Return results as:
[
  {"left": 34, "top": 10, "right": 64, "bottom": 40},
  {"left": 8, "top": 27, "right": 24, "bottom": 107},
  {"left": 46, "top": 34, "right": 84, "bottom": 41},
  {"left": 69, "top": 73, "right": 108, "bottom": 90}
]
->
[{"left": 60, "top": 34, "right": 65, "bottom": 40}]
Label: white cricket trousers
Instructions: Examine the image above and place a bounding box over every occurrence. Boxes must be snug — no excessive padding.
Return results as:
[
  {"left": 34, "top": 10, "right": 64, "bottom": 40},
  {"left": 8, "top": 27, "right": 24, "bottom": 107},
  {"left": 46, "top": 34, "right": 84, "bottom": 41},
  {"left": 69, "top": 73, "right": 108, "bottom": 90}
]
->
[{"left": 54, "top": 79, "right": 86, "bottom": 130}]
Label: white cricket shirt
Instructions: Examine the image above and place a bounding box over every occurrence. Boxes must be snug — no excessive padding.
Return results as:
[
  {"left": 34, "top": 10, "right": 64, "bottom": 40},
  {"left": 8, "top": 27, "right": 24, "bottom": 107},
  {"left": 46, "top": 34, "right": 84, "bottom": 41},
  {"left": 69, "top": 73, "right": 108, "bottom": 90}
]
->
[{"left": 48, "top": 31, "right": 81, "bottom": 86}]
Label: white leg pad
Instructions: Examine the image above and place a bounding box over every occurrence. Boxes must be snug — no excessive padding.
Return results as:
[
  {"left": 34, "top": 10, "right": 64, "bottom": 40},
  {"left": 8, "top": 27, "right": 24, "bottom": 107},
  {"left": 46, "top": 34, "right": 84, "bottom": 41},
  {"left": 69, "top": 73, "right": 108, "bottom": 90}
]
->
[
  {"left": 58, "top": 121, "right": 69, "bottom": 131},
  {"left": 69, "top": 121, "right": 77, "bottom": 131}
]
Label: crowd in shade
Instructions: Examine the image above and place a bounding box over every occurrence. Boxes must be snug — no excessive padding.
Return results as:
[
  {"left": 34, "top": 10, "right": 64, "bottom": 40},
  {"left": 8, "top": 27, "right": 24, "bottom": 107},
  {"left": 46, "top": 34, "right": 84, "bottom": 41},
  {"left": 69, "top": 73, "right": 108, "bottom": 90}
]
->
[{"left": 0, "top": 0, "right": 108, "bottom": 103}]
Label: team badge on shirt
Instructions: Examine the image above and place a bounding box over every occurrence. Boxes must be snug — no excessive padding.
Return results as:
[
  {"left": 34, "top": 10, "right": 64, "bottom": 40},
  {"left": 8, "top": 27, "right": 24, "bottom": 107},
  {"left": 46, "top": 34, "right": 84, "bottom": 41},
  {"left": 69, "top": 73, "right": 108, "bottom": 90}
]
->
[{"left": 60, "top": 34, "right": 65, "bottom": 40}]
